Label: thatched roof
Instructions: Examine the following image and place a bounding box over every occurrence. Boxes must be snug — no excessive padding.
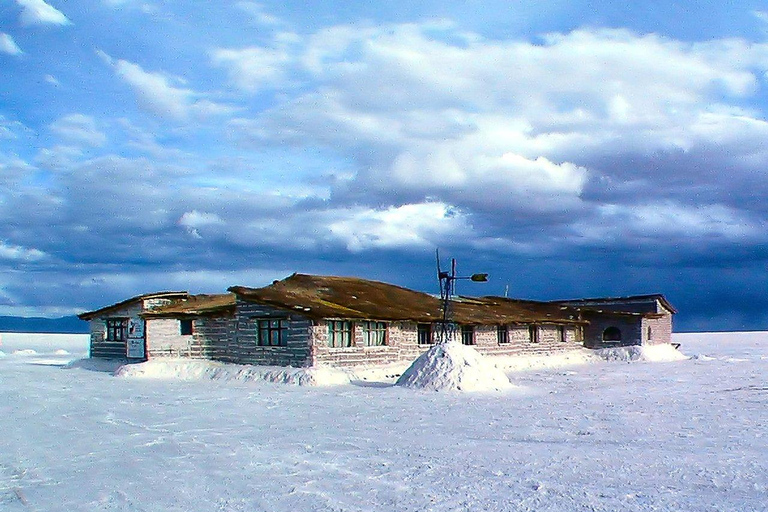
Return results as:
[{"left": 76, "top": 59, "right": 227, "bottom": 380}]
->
[
  {"left": 141, "top": 293, "right": 236, "bottom": 318},
  {"left": 229, "top": 273, "right": 585, "bottom": 325},
  {"left": 78, "top": 291, "right": 189, "bottom": 320}
]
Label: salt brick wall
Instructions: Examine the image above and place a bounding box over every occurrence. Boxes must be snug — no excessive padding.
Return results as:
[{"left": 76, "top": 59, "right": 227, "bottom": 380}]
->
[
  {"left": 582, "top": 314, "right": 642, "bottom": 348},
  {"left": 145, "top": 318, "right": 214, "bottom": 358},
  {"left": 641, "top": 314, "right": 673, "bottom": 345},
  {"left": 212, "top": 301, "right": 313, "bottom": 367},
  {"left": 88, "top": 302, "right": 144, "bottom": 359}
]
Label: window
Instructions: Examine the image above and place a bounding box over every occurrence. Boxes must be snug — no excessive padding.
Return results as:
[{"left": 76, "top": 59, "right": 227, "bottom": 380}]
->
[
  {"left": 328, "top": 320, "right": 353, "bottom": 348},
  {"left": 461, "top": 325, "right": 475, "bottom": 345},
  {"left": 362, "top": 321, "right": 387, "bottom": 346},
  {"left": 258, "top": 319, "right": 287, "bottom": 346},
  {"left": 647, "top": 326, "right": 653, "bottom": 341},
  {"left": 602, "top": 326, "right": 622, "bottom": 342},
  {"left": 417, "top": 323, "right": 433, "bottom": 345},
  {"left": 179, "top": 319, "right": 194, "bottom": 336},
  {"left": 497, "top": 325, "right": 509, "bottom": 344},
  {"left": 529, "top": 325, "right": 539, "bottom": 343},
  {"left": 106, "top": 318, "right": 127, "bottom": 342},
  {"left": 557, "top": 325, "right": 566, "bottom": 343}
]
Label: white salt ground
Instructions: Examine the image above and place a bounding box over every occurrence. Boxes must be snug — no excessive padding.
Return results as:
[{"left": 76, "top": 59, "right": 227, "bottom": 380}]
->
[
  {"left": 395, "top": 341, "right": 512, "bottom": 391},
  {"left": 2, "top": 332, "right": 768, "bottom": 512}
]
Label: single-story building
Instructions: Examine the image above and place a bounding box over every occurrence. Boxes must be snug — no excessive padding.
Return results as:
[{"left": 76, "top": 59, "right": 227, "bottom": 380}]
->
[
  {"left": 78, "top": 273, "right": 675, "bottom": 366},
  {"left": 550, "top": 295, "right": 676, "bottom": 349},
  {"left": 78, "top": 292, "right": 235, "bottom": 360}
]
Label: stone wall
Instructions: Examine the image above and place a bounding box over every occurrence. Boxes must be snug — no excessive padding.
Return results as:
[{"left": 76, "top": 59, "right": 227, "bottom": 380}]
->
[
  {"left": 211, "top": 301, "right": 313, "bottom": 367},
  {"left": 641, "top": 314, "right": 673, "bottom": 345},
  {"left": 581, "top": 313, "right": 643, "bottom": 348},
  {"left": 145, "top": 317, "right": 217, "bottom": 358}
]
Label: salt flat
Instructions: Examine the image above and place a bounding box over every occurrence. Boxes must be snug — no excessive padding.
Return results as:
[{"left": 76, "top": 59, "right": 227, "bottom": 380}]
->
[{"left": 1, "top": 332, "right": 767, "bottom": 511}]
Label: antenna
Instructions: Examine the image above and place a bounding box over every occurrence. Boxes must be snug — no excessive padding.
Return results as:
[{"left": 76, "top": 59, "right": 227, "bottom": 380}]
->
[{"left": 434, "top": 250, "right": 488, "bottom": 344}]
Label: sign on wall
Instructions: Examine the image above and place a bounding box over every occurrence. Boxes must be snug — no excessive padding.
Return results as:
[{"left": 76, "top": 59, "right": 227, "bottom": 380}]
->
[{"left": 126, "top": 318, "right": 145, "bottom": 358}]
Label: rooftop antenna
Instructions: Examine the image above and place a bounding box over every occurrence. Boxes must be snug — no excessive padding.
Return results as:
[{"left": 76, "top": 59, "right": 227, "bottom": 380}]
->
[{"left": 435, "top": 249, "right": 488, "bottom": 344}]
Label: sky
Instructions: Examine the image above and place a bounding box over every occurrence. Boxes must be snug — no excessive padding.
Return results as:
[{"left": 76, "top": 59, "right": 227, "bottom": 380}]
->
[{"left": 1, "top": 0, "right": 768, "bottom": 331}]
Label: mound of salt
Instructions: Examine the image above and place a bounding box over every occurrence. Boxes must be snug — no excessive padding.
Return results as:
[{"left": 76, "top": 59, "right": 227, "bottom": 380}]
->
[
  {"left": 115, "top": 359, "right": 351, "bottom": 387},
  {"left": 596, "top": 344, "right": 688, "bottom": 363},
  {"left": 395, "top": 341, "right": 512, "bottom": 392}
]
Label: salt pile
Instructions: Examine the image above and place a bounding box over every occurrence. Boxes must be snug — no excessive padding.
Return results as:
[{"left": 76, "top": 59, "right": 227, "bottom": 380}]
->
[
  {"left": 596, "top": 343, "right": 688, "bottom": 363},
  {"left": 114, "top": 359, "right": 351, "bottom": 386},
  {"left": 396, "top": 341, "right": 512, "bottom": 392}
]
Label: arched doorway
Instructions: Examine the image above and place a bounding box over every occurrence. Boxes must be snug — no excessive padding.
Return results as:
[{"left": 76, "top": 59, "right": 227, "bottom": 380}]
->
[{"left": 602, "top": 326, "right": 622, "bottom": 343}]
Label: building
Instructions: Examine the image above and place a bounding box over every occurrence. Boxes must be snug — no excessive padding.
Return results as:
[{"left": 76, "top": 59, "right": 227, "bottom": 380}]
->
[
  {"left": 551, "top": 295, "right": 677, "bottom": 349},
  {"left": 78, "top": 274, "right": 675, "bottom": 366},
  {"left": 78, "top": 292, "right": 235, "bottom": 360}
]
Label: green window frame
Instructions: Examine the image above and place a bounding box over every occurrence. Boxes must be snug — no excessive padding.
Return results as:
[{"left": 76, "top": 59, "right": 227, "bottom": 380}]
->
[
  {"left": 417, "top": 323, "right": 433, "bottom": 345},
  {"left": 497, "top": 325, "right": 509, "bottom": 344},
  {"left": 529, "top": 325, "right": 539, "bottom": 343},
  {"left": 461, "top": 325, "right": 475, "bottom": 345},
  {"left": 362, "top": 321, "right": 387, "bottom": 346},
  {"left": 106, "top": 318, "right": 127, "bottom": 342},
  {"left": 257, "top": 319, "right": 287, "bottom": 347},
  {"left": 328, "top": 320, "right": 353, "bottom": 348}
]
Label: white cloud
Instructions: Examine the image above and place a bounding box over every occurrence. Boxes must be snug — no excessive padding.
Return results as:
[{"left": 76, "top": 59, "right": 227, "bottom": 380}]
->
[
  {"left": 100, "top": 52, "right": 235, "bottom": 121},
  {"left": 575, "top": 202, "right": 763, "bottom": 242},
  {"left": 0, "top": 33, "right": 22, "bottom": 55},
  {"left": 15, "top": 0, "right": 70, "bottom": 26},
  {"left": 211, "top": 46, "right": 293, "bottom": 93},
  {"left": 327, "top": 202, "right": 471, "bottom": 252},
  {"left": 0, "top": 241, "right": 46, "bottom": 261},
  {"left": 235, "top": 2, "right": 282, "bottom": 26},
  {"left": 178, "top": 210, "right": 224, "bottom": 239},
  {"left": 49, "top": 114, "right": 107, "bottom": 147}
]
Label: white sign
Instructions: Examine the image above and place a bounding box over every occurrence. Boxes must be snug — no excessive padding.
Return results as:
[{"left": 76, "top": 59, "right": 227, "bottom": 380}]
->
[
  {"left": 127, "top": 337, "right": 145, "bottom": 359},
  {"left": 127, "top": 318, "right": 144, "bottom": 338}
]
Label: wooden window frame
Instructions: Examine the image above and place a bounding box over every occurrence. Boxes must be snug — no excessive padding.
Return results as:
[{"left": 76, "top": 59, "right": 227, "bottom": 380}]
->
[
  {"left": 106, "top": 318, "right": 128, "bottom": 342},
  {"left": 417, "top": 323, "right": 433, "bottom": 345},
  {"left": 529, "top": 325, "right": 539, "bottom": 343},
  {"left": 362, "top": 321, "right": 387, "bottom": 347},
  {"left": 461, "top": 325, "right": 475, "bottom": 345},
  {"left": 497, "top": 325, "right": 509, "bottom": 344},
  {"left": 328, "top": 320, "right": 353, "bottom": 348},
  {"left": 179, "top": 319, "right": 194, "bottom": 336},
  {"left": 257, "top": 318, "right": 287, "bottom": 347}
]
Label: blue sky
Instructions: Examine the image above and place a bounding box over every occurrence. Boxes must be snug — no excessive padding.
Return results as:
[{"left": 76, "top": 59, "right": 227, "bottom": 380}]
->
[{"left": 2, "top": 0, "right": 768, "bottom": 331}]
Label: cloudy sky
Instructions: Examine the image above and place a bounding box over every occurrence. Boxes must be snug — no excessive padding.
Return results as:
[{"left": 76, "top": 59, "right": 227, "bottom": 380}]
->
[{"left": 2, "top": 0, "right": 768, "bottom": 331}]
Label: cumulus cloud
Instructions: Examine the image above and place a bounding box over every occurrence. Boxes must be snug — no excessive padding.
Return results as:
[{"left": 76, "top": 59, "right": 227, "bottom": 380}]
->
[
  {"left": 15, "top": 0, "right": 70, "bottom": 26},
  {"left": 0, "top": 33, "right": 22, "bottom": 55},
  {"left": 49, "top": 114, "right": 107, "bottom": 147},
  {"left": 99, "top": 51, "right": 235, "bottom": 121},
  {"left": 327, "top": 202, "right": 471, "bottom": 252}
]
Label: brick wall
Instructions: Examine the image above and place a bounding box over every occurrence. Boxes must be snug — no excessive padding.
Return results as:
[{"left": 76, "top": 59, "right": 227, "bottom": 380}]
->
[
  {"left": 211, "top": 301, "right": 313, "bottom": 367},
  {"left": 581, "top": 313, "right": 643, "bottom": 348},
  {"left": 145, "top": 317, "right": 219, "bottom": 358},
  {"left": 641, "top": 314, "right": 673, "bottom": 345}
]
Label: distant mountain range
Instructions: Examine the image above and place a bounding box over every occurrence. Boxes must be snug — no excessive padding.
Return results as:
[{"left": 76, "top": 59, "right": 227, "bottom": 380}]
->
[{"left": 0, "top": 315, "right": 88, "bottom": 334}]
